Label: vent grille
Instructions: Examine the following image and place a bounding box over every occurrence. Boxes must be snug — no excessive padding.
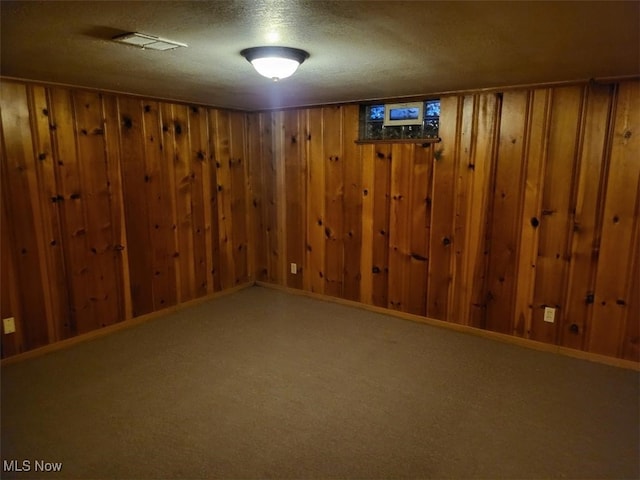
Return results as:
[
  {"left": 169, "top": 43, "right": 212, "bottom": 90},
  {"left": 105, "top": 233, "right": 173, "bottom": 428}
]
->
[{"left": 112, "top": 32, "right": 187, "bottom": 51}]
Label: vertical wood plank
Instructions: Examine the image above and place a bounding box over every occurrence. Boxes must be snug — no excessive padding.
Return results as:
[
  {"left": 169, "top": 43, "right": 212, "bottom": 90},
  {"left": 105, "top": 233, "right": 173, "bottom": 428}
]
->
[
  {"left": 513, "top": 88, "right": 551, "bottom": 338},
  {"left": 371, "top": 145, "right": 391, "bottom": 308},
  {"left": 359, "top": 144, "right": 375, "bottom": 305},
  {"left": 621, "top": 206, "right": 640, "bottom": 361},
  {"left": 0, "top": 132, "right": 27, "bottom": 356},
  {"left": 248, "top": 113, "right": 269, "bottom": 282},
  {"left": 119, "top": 96, "right": 154, "bottom": 317},
  {"left": 0, "top": 82, "right": 51, "bottom": 348},
  {"left": 405, "top": 144, "right": 431, "bottom": 316},
  {"left": 170, "top": 104, "right": 197, "bottom": 300},
  {"left": 484, "top": 91, "right": 529, "bottom": 333},
  {"left": 323, "top": 106, "right": 344, "bottom": 298},
  {"left": 428, "top": 96, "right": 459, "bottom": 321},
  {"left": 588, "top": 81, "right": 640, "bottom": 356},
  {"left": 229, "top": 111, "right": 250, "bottom": 285},
  {"left": 260, "top": 112, "right": 280, "bottom": 285},
  {"left": 561, "top": 84, "right": 613, "bottom": 350},
  {"left": 455, "top": 94, "right": 499, "bottom": 327},
  {"left": 206, "top": 108, "right": 222, "bottom": 292},
  {"left": 530, "top": 86, "right": 584, "bottom": 344},
  {"left": 342, "top": 105, "right": 363, "bottom": 302},
  {"left": 211, "top": 109, "right": 235, "bottom": 289},
  {"left": 143, "top": 101, "right": 178, "bottom": 310},
  {"left": 189, "top": 105, "right": 211, "bottom": 295},
  {"left": 388, "top": 143, "right": 413, "bottom": 311},
  {"left": 30, "top": 85, "right": 71, "bottom": 340},
  {"left": 273, "top": 111, "right": 287, "bottom": 285},
  {"left": 306, "top": 108, "right": 326, "bottom": 294},
  {"left": 71, "top": 90, "right": 122, "bottom": 331},
  {"left": 102, "top": 94, "right": 132, "bottom": 320},
  {"left": 49, "top": 87, "right": 96, "bottom": 333},
  {"left": 450, "top": 95, "right": 475, "bottom": 324},
  {"left": 284, "top": 110, "right": 304, "bottom": 289}
]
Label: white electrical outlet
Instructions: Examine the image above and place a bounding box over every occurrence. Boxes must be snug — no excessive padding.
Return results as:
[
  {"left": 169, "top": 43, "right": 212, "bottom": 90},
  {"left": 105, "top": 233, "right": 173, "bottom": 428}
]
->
[
  {"left": 3, "top": 317, "right": 16, "bottom": 334},
  {"left": 543, "top": 307, "right": 556, "bottom": 323},
  {"left": 290, "top": 263, "right": 297, "bottom": 274}
]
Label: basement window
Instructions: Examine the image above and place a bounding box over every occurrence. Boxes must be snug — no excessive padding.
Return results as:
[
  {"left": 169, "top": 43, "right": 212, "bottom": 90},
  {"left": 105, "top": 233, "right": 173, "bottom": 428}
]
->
[{"left": 359, "top": 99, "right": 440, "bottom": 142}]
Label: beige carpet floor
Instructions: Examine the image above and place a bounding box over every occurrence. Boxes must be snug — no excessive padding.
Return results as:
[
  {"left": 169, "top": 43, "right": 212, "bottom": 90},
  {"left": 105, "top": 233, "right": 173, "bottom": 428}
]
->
[{"left": 1, "top": 285, "right": 638, "bottom": 479}]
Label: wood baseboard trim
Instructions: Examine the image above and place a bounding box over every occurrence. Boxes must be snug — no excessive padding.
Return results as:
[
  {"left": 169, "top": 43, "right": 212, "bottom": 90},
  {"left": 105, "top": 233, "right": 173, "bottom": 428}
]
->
[
  {"left": 1, "top": 282, "right": 255, "bottom": 367},
  {"left": 255, "top": 281, "right": 640, "bottom": 371}
]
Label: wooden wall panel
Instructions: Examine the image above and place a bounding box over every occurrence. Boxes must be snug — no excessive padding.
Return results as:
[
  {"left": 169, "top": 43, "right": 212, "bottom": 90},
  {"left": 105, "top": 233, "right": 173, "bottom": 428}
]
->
[
  {"left": 68, "top": 90, "right": 123, "bottom": 332},
  {"left": 210, "top": 109, "right": 236, "bottom": 289},
  {"left": 588, "top": 81, "right": 640, "bottom": 357},
  {"left": 530, "top": 86, "right": 584, "bottom": 344},
  {"left": 342, "top": 105, "right": 363, "bottom": 302},
  {"left": 512, "top": 89, "right": 550, "bottom": 338},
  {"left": 247, "top": 78, "right": 640, "bottom": 363},
  {"left": 323, "top": 106, "right": 345, "bottom": 298},
  {"left": 246, "top": 113, "right": 268, "bottom": 282},
  {"left": 1, "top": 82, "right": 53, "bottom": 349},
  {"left": 145, "top": 101, "right": 178, "bottom": 310},
  {"left": 561, "top": 84, "right": 613, "bottom": 350},
  {"left": 371, "top": 145, "right": 392, "bottom": 308},
  {"left": 427, "top": 96, "right": 459, "bottom": 321},
  {"left": 306, "top": 108, "right": 326, "bottom": 295},
  {"left": 359, "top": 144, "right": 376, "bottom": 305},
  {"left": 261, "top": 112, "right": 280, "bottom": 285},
  {"left": 1, "top": 79, "right": 252, "bottom": 359},
  {"left": 622, "top": 212, "right": 640, "bottom": 361},
  {"left": 484, "top": 91, "right": 528, "bottom": 333},
  {"left": 388, "top": 144, "right": 414, "bottom": 311},
  {"left": 118, "top": 97, "right": 155, "bottom": 317},
  {"left": 405, "top": 144, "right": 431, "bottom": 316},
  {"left": 2, "top": 77, "right": 639, "bottom": 363},
  {"left": 283, "top": 110, "right": 305, "bottom": 290},
  {"left": 30, "top": 86, "right": 71, "bottom": 339},
  {"left": 188, "top": 106, "right": 212, "bottom": 296},
  {"left": 452, "top": 94, "right": 498, "bottom": 328},
  {"left": 102, "top": 95, "right": 132, "bottom": 321},
  {"left": 1, "top": 182, "right": 25, "bottom": 356},
  {"left": 228, "top": 111, "right": 250, "bottom": 286}
]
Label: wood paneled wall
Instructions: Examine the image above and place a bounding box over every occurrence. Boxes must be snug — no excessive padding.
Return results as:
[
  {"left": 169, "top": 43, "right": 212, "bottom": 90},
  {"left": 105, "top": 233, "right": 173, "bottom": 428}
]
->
[
  {"left": 247, "top": 80, "right": 640, "bottom": 362},
  {"left": 0, "top": 80, "right": 250, "bottom": 358},
  {"left": 2, "top": 78, "right": 638, "bottom": 363}
]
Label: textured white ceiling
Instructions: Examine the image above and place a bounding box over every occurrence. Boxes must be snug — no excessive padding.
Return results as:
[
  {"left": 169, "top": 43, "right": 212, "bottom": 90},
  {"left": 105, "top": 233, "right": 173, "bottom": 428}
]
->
[{"left": 1, "top": 0, "right": 638, "bottom": 111}]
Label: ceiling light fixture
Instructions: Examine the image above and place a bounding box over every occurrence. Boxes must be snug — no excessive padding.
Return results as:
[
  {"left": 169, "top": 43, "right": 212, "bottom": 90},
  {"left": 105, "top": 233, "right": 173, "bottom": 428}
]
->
[
  {"left": 112, "top": 32, "right": 187, "bottom": 51},
  {"left": 241, "top": 46, "right": 309, "bottom": 81}
]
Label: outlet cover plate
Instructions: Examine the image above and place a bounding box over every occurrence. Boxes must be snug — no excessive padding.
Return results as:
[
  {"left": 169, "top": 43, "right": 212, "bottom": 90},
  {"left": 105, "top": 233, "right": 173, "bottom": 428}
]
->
[
  {"left": 3, "top": 317, "right": 16, "bottom": 334},
  {"left": 543, "top": 307, "right": 555, "bottom": 323}
]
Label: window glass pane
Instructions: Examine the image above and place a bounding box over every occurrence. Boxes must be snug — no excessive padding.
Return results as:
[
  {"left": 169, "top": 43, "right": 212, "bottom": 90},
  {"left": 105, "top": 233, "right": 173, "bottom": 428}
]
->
[
  {"left": 368, "top": 105, "right": 385, "bottom": 121},
  {"left": 360, "top": 100, "right": 440, "bottom": 140},
  {"left": 425, "top": 100, "right": 440, "bottom": 118}
]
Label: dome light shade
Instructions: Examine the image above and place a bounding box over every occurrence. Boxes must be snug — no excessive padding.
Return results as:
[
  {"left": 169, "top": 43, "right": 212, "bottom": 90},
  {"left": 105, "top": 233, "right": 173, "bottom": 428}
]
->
[{"left": 241, "top": 46, "right": 310, "bottom": 81}]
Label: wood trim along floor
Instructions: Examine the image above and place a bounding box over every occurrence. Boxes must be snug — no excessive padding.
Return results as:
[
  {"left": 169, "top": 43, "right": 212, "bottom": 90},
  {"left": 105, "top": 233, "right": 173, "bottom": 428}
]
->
[
  {"left": 3, "top": 280, "right": 637, "bottom": 371},
  {"left": 255, "top": 281, "right": 640, "bottom": 371},
  {"left": 0, "top": 281, "right": 254, "bottom": 367}
]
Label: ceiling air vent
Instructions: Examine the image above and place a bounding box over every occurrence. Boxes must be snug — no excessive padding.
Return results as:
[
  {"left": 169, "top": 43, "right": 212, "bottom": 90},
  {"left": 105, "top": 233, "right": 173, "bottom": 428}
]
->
[{"left": 112, "top": 32, "right": 187, "bottom": 51}]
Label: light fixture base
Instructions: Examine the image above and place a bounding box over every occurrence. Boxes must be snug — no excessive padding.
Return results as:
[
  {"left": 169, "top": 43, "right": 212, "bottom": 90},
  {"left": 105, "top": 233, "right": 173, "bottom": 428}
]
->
[{"left": 241, "top": 46, "right": 310, "bottom": 81}]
